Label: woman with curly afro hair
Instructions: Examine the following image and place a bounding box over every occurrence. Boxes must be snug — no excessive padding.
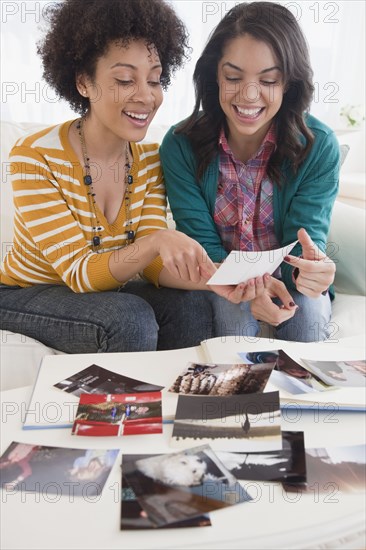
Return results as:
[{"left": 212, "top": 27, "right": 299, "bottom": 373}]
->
[{"left": 0, "top": 0, "right": 250, "bottom": 354}]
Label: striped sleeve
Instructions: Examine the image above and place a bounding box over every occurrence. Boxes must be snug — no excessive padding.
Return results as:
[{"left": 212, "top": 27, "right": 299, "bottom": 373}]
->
[
  {"left": 133, "top": 143, "right": 168, "bottom": 286},
  {"left": 7, "top": 144, "right": 120, "bottom": 293}
]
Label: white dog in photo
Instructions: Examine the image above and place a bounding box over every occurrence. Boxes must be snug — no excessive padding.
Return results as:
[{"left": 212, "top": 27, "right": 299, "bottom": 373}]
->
[{"left": 136, "top": 453, "right": 207, "bottom": 487}]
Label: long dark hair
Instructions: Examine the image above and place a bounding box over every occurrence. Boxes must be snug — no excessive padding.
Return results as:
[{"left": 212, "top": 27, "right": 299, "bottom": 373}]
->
[{"left": 177, "top": 1, "right": 315, "bottom": 184}]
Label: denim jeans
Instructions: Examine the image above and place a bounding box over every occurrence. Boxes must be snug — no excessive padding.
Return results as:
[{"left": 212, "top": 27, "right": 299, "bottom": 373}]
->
[
  {"left": 207, "top": 289, "right": 333, "bottom": 342},
  {"left": 0, "top": 282, "right": 213, "bottom": 353}
]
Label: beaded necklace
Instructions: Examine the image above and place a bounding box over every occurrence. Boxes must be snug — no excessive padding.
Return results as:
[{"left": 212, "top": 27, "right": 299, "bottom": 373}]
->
[{"left": 77, "top": 118, "right": 135, "bottom": 252}]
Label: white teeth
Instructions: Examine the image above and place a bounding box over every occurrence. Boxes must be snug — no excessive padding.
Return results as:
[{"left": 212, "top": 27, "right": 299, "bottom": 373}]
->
[
  {"left": 236, "top": 106, "right": 262, "bottom": 116},
  {"left": 125, "top": 111, "right": 149, "bottom": 120}
]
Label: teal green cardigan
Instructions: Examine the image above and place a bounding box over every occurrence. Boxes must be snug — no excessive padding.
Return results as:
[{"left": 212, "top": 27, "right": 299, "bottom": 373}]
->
[{"left": 160, "top": 114, "right": 340, "bottom": 293}]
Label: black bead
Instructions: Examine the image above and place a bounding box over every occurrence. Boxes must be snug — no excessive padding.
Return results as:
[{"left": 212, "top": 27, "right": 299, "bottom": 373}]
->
[
  {"left": 84, "top": 175, "right": 92, "bottom": 185},
  {"left": 127, "top": 230, "right": 135, "bottom": 240},
  {"left": 93, "top": 236, "right": 101, "bottom": 247},
  {"left": 127, "top": 175, "right": 133, "bottom": 184}
]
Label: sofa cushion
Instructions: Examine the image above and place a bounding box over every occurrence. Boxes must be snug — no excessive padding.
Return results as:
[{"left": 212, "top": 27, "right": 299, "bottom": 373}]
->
[{"left": 328, "top": 201, "right": 366, "bottom": 296}]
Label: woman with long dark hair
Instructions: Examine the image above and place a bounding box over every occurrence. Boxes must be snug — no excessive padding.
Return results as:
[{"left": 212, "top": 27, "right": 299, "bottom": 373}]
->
[{"left": 160, "top": 1, "right": 339, "bottom": 342}]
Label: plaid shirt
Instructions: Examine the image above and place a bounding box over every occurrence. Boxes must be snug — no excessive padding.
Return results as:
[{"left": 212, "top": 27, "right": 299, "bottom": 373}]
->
[{"left": 214, "top": 127, "right": 279, "bottom": 253}]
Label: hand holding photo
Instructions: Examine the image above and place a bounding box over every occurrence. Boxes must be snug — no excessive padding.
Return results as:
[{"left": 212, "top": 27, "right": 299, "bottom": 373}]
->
[
  {"left": 72, "top": 392, "right": 162, "bottom": 436},
  {"left": 207, "top": 241, "right": 297, "bottom": 285}
]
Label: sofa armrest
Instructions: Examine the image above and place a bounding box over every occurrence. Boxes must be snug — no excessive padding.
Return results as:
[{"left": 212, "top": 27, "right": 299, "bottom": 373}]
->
[{"left": 328, "top": 200, "right": 366, "bottom": 295}]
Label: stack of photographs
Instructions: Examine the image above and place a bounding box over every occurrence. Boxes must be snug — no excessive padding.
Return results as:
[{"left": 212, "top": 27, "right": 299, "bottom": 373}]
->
[{"left": 120, "top": 445, "right": 252, "bottom": 530}]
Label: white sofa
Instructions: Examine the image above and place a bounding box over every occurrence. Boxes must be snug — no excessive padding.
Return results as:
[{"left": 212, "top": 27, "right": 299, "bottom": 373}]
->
[{"left": 1, "top": 120, "right": 365, "bottom": 391}]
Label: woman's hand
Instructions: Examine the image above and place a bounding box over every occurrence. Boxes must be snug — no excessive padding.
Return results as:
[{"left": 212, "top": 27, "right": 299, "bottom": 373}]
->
[
  {"left": 199, "top": 264, "right": 258, "bottom": 304},
  {"left": 207, "top": 278, "right": 258, "bottom": 304},
  {"left": 284, "top": 228, "right": 335, "bottom": 298},
  {"left": 250, "top": 274, "right": 298, "bottom": 326},
  {"left": 154, "top": 229, "right": 216, "bottom": 284}
]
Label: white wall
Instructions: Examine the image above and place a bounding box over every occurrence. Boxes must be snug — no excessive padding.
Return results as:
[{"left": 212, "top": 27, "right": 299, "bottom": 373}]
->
[{"left": 0, "top": 0, "right": 365, "bottom": 132}]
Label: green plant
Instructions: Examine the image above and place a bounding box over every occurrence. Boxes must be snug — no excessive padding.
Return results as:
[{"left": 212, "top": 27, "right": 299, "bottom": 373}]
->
[{"left": 340, "top": 104, "right": 365, "bottom": 128}]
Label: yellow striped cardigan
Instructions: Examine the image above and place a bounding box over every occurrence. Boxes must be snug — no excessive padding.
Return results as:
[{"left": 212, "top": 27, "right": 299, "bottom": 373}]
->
[{"left": 0, "top": 120, "right": 167, "bottom": 292}]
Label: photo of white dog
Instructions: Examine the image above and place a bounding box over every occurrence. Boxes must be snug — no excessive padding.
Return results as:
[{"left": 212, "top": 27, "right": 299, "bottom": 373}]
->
[{"left": 136, "top": 452, "right": 207, "bottom": 487}]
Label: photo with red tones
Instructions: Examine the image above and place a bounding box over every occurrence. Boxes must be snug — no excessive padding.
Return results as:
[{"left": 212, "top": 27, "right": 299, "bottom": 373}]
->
[{"left": 72, "top": 392, "right": 162, "bottom": 436}]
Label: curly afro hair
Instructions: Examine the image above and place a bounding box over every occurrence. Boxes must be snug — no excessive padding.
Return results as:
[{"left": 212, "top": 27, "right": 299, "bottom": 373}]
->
[{"left": 38, "top": 0, "right": 190, "bottom": 114}]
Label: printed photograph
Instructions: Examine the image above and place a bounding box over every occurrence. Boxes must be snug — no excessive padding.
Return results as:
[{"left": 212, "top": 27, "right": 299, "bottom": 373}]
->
[
  {"left": 239, "top": 349, "right": 330, "bottom": 394},
  {"left": 169, "top": 360, "right": 275, "bottom": 396},
  {"left": 284, "top": 444, "right": 366, "bottom": 494},
  {"left": 216, "top": 431, "right": 306, "bottom": 483},
  {"left": 0, "top": 441, "right": 118, "bottom": 496},
  {"left": 122, "top": 445, "right": 251, "bottom": 528},
  {"left": 54, "top": 363, "right": 163, "bottom": 397},
  {"left": 121, "top": 454, "right": 211, "bottom": 530},
  {"left": 301, "top": 359, "right": 366, "bottom": 388},
  {"left": 172, "top": 391, "right": 282, "bottom": 452},
  {"left": 72, "top": 392, "right": 162, "bottom": 436}
]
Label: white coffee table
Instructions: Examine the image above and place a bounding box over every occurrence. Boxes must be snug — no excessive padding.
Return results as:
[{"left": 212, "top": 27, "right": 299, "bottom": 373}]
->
[{"left": 1, "top": 345, "right": 365, "bottom": 550}]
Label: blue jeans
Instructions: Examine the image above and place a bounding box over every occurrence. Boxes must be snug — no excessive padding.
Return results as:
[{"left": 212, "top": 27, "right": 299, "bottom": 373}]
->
[
  {"left": 207, "top": 289, "right": 333, "bottom": 342},
  {"left": 0, "top": 282, "right": 213, "bottom": 353}
]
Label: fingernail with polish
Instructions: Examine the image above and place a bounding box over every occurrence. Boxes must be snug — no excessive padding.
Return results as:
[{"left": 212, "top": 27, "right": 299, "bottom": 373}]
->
[
  {"left": 284, "top": 256, "right": 291, "bottom": 262},
  {"left": 289, "top": 301, "right": 295, "bottom": 307}
]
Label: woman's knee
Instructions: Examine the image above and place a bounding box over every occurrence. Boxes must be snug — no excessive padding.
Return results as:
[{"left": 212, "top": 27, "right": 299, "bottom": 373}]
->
[
  {"left": 95, "top": 293, "right": 159, "bottom": 352},
  {"left": 275, "top": 294, "right": 332, "bottom": 342},
  {"left": 207, "top": 294, "right": 260, "bottom": 337},
  {"left": 0, "top": 288, "right": 159, "bottom": 353}
]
